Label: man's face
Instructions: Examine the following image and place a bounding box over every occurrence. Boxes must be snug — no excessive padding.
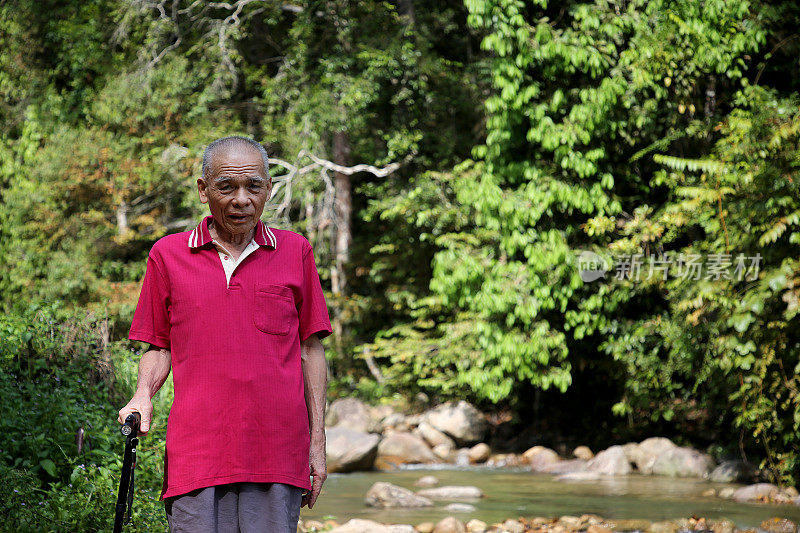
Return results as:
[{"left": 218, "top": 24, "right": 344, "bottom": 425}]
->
[{"left": 197, "top": 146, "right": 271, "bottom": 238}]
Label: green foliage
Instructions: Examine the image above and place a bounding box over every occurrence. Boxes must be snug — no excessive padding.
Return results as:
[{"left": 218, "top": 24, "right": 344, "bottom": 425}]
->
[
  {"left": 602, "top": 85, "right": 800, "bottom": 482},
  {"left": 0, "top": 308, "right": 167, "bottom": 530}
]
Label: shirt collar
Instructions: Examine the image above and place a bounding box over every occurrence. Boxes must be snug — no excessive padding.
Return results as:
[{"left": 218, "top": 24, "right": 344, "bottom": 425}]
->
[{"left": 188, "top": 215, "right": 277, "bottom": 250}]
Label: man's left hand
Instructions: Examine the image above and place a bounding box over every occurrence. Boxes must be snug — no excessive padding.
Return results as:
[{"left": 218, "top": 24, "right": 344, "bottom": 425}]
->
[{"left": 302, "top": 438, "right": 327, "bottom": 509}]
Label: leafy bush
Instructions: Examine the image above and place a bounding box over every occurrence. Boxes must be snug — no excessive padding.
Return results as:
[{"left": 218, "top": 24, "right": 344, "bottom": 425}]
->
[{"left": 0, "top": 307, "right": 168, "bottom": 530}]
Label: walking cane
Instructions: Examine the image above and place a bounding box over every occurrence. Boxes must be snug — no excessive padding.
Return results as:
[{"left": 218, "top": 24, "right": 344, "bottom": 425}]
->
[{"left": 114, "top": 412, "right": 140, "bottom": 533}]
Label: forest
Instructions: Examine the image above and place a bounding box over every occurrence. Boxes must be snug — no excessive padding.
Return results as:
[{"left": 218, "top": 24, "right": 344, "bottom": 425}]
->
[{"left": 1, "top": 0, "right": 799, "bottom": 530}]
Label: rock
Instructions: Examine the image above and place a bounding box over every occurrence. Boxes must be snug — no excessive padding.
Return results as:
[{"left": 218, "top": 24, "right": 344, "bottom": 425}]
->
[
  {"left": 760, "top": 518, "right": 797, "bottom": 533},
  {"left": 328, "top": 519, "right": 393, "bottom": 533},
  {"left": 621, "top": 442, "right": 639, "bottom": 464},
  {"left": 416, "top": 486, "right": 484, "bottom": 500},
  {"left": 718, "top": 487, "right": 735, "bottom": 499},
  {"left": 382, "top": 413, "right": 409, "bottom": 431},
  {"left": 327, "top": 398, "right": 380, "bottom": 433},
  {"left": 555, "top": 471, "right": 602, "bottom": 482},
  {"left": 587, "top": 526, "right": 613, "bottom": 533},
  {"left": 466, "top": 519, "right": 487, "bottom": 533},
  {"left": 633, "top": 437, "right": 677, "bottom": 474},
  {"left": 433, "top": 444, "right": 454, "bottom": 460},
  {"left": 486, "top": 453, "right": 523, "bottom": 467},
  {"left": 326, "top": 426, "right": 381, "bottom": 473},
  {"left": 501, "top": 519, "right": 525, "bottom": 533},
  {"left": 454, "top": 448, "right": 471, "bottom": 466},
  {"left": 372, "top": 404, "right": 396, "bottom": 422},
  {"left": 702, "top": 488, "right": 716, "bottom": 497},
  {"left": 376, "top": 431, "right": 438, "bottom": 468},
  {"left": 468, "top": 443, "right": 491, "bottom": 464},
  {"left": 559, "top": 515, "right": 585, "bottom": 530},
  {"left": 650, "top": 446, "right": 714, "bottom": 478},
  {"left": 417, "top": 422, "right": 457, "bottom": 449},
  {"left": 648, "top": 521, "right": 679, "bottom": 533},
  {"left": 414, "top": 475, "right": 439, "bottom": 487},
  {"left": 573, "top": 446, "right": 594, "bottom": 460},
  {"left": 433, "top": 516, "right": 467, "bottom": 533},
  {"left": 389, "top": 526, "right": 416, "bottom": 533},
  {"left": 609, "top": 519, "right": 652, "bottom": 531},
  {"left": 710, "top": 519, "right": 735, "bottom": 533},
  {"left": 588, "top": 446, "right": 632, "bottom": 476},
  {"left": 541, "top": 459, "right": 589, "bottom": 475},
  {"left": 444, "top": 503, "right": 476, "bottom": 512},
  {"left": 302, "top": 519, "right": 325, "bottom": 532},
  {"left": 424, "top": 401, "right": 488, "bottom": 446},
  {"left": 732, "top": 483, "right": 780, "bottom": 503},
  {"left": 785, "top": 486, "right": 799, "bottom": 497},
  {"left": 416, "top": 523, "right": 435, "bottom": 533},
  {"left": 365, "top": 482, "right": 434, "bottom": 508},
  {"left": 708, "top": 460, "right": 758, "bottom": 483},
  {"left": 524, "top": 446, "right": 561, "bottom": 471}
]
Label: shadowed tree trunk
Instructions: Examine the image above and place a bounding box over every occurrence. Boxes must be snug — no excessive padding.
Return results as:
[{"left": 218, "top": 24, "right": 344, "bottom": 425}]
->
[{"left": 331, "top": 129, "right": 352, "bottom": 356}]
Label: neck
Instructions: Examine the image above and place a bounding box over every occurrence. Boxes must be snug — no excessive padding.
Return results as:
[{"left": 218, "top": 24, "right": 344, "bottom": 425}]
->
[{"left": 209, "top": 219, "right": 254, "bottom": 249}]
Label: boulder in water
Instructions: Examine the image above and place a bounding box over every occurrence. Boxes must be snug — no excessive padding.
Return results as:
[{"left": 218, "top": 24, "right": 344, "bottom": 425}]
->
[
  {"left": 732, "top": 483, "right": 780, "bottom": 502},
  {"left": 417, "top": 422, "right": 456, "bottom": 449},
  {"left": 414, "top": 475, "right": 439, "bottom": 487},
  {"left": 328, "top": 519, "right": 393, "bottom": 532},
  {"left": 708, "top": 460, "right": 758, "bottom": 483},
  {"left": 365, "top": 482, "right": 433, "bottom": 508},
  {"left": 326, "top": 398, "right": 380, "bottom": 433},
  {"left": 524, "top": 446, "right": 561, "bottom": 471},
  {"left": 573, "top": 445, "right": 594, "bottom": 460},
  {"left": 433, "top": 517, "right": 467, "bottom": 533},
  {"left": 416, "top": 486, "right": 484, "bottom": 500},
  {"left": 466, "top": 519, "right": 487, "bottom": 533},
  {"left": 326, "top": 426, "right": 380, "bottom": 473},
  {"left": 424, "top": 401, "right": 487, "bottom": 446},
  {"left": 468, "top": 443, "right": 491, "bottom": 464},
  {"left": 632, "top": 437, "right": 677, "bottom": 474},
  {"left": 588, "top": 445, "right": 632, "bottom": 476},
  {"left": 651, "top": 446, "right": 714, "bottom": 478},
  {"left": 376, "top": 431, "right": 437, "bottom": 469}
]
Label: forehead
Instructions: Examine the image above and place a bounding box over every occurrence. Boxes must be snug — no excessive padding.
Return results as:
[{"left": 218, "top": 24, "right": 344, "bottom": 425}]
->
[{"left": 209, "top": 145, "right": 266, "bottom": 179}]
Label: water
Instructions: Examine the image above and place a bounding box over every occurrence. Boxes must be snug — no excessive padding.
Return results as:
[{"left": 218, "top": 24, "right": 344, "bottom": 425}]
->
[{"left": 300, "top": 467, "right": 800, "bottom": 528}]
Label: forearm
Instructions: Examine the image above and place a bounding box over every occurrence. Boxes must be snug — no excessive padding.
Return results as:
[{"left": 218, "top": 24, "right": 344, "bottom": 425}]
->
[
  {"left": 300, "top": 335, "right": 328, "bottom": 443},
  {"left": 134, "top": 344, "right": 172, "bottom": 398}
]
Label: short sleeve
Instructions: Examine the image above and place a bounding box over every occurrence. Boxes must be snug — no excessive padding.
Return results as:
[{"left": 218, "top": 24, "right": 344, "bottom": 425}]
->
[
  {"left": 298, "top": 244, "right": 333, "bottom": 342},
  {"left": 129, "top": 253, "right": 171, "bottom": 349}
]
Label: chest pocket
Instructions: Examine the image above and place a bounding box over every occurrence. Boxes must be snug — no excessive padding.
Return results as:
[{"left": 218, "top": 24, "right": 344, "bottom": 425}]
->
[{"left": 254, "top": 283, "right": 295, "bottom": 335}]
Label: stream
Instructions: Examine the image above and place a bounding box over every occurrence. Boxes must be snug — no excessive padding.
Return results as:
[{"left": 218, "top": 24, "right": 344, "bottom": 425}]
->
[{"left": 300, "top": 467, "right": 800, "bottom": 529}]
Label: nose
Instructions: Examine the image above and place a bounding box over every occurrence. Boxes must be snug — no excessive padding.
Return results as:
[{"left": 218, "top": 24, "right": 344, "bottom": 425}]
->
[{"left": 232, "top": 187, "right": 249, "bottom": 207}]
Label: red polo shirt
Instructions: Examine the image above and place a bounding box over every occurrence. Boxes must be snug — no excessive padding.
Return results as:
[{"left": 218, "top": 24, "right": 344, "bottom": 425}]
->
[{"left": 129, "top": 215, "right": 332, "bottom": 499}]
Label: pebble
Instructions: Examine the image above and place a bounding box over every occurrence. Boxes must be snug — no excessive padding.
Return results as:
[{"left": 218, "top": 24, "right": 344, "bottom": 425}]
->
[
  {"left": 433, "top": 516, "right": 466, "bottom": 533},
  {"left": 465, "top": 519, "right": 487, "bottom": 532},
  {"left": 760, "top": 518, "right": 797, "bottom": 533},
  {"left": 415, "top": 475, "right": 439, "bottom": 487}
]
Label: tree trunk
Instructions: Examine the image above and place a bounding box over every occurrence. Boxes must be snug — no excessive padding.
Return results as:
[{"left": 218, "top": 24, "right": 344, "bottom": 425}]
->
[
  {"left": 331, "top": 130, "right": 352, "bottom": 356},
  {"left": 397, "top": 0, "right": 414, "bottom": 23}
]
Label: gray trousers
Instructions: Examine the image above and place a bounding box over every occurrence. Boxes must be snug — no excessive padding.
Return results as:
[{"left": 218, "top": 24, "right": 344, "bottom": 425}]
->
[{"left": 164, "top": 482, "right": 302, "bottom": 533}]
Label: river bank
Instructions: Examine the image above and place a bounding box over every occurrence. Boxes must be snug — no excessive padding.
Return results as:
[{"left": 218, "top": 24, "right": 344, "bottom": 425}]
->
[
  {"left": 301, "top": 514, "right": 799, "bottom": 533},
  {"left": 325, "top": 398, "right": 798, "bottom": 508},
  {"left": 299, "top": 469, "right": 800, "bottom": 532}
]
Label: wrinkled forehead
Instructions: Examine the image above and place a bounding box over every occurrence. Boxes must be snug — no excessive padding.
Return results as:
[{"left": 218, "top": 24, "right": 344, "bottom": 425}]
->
[{"left": 208, "top": 144, "right": 268, "bottom": 181}]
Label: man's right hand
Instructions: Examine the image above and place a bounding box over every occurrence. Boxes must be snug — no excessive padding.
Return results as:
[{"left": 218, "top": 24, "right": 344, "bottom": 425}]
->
[{"left": 118, "top": 394, "right": 153, "bottom": 436}]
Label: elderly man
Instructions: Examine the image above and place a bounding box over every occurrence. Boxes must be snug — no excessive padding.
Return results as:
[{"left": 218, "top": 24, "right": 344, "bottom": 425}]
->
[{"left": 118, "top": 136, "right": 331, "bottom": 532}]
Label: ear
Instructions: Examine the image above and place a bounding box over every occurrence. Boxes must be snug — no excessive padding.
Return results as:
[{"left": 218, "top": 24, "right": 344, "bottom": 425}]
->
[{"left": 197, "top": 177, "right": 209, "bottom": 204}]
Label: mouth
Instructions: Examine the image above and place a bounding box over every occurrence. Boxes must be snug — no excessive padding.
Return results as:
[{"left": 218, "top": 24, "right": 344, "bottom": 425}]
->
[{"left": 227, "top": 214, "right": 251, "bottom": 223}]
